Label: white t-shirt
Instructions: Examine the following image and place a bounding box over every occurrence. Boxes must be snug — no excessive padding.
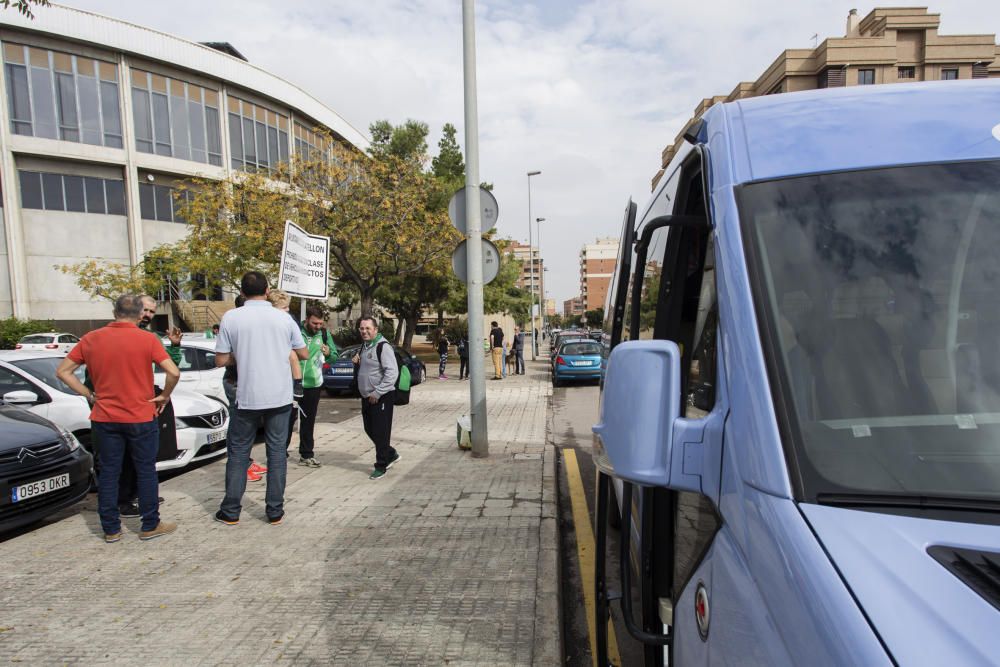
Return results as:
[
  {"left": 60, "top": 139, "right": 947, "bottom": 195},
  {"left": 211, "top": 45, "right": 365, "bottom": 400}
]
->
[{"left": 216, "top": 300, "right": 305, "bottom": 410}]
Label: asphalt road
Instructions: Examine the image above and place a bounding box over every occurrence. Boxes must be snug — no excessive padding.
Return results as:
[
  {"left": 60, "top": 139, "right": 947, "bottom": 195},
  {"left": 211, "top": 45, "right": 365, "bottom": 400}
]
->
[{"left": 552, "top": 381, "right": 644, "bottom": 667}]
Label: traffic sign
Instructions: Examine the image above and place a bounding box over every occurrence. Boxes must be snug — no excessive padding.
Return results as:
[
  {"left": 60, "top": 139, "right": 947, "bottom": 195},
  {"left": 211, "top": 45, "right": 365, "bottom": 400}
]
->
[
  {"left": 452, "top": 238, "right": 501, "bottom": 285},
  {"left": 448, "top": 186, "right": 499, "bottom": 235}
]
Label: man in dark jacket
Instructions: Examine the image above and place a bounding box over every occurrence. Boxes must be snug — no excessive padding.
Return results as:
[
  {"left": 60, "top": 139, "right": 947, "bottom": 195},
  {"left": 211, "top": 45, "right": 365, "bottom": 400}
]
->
[
  {"left": 436, "top": 330, "right": 449, "bottom": 379},
  {"left": 512, "top": 326, "right": 525, "bottom": 375}
]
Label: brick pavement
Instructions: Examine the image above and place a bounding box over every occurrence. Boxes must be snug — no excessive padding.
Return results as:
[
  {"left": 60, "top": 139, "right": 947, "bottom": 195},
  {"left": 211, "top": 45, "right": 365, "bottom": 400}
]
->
[{"left": 0, "top": 361, "right": 558, "bottom": 666}]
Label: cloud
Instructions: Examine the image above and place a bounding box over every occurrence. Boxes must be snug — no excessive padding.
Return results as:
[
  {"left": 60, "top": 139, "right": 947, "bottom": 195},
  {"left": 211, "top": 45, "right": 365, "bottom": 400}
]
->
[{"left": 61, "top": 0, "right": 1000, "bottom": 304}]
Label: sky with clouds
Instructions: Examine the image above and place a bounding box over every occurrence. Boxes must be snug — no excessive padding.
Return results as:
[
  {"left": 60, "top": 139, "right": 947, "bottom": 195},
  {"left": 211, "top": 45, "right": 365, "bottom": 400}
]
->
[{"left": 63, "top": 1, "right": 1000, "bottom": 304}]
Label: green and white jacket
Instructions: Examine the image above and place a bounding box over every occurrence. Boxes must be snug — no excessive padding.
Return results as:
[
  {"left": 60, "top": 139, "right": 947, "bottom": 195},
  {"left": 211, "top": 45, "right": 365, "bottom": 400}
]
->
[{"left": 300, "top": 327, "right": 337, "bottom": 389}]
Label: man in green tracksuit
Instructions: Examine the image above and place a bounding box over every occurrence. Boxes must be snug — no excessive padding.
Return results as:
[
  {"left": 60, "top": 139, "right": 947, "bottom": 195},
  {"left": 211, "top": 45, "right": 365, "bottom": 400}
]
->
[{"left": 290, "top": 305, "right": 336, "bottom": 467}]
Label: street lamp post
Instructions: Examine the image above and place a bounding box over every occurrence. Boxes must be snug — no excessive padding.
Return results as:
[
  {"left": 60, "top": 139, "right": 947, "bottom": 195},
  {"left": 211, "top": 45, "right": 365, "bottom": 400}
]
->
[
  {"left": 536, "top": 217, "right": 545, "bottom": 336},
  {"left": 526, "top": 170, "right": 541, "bottom": 359}
]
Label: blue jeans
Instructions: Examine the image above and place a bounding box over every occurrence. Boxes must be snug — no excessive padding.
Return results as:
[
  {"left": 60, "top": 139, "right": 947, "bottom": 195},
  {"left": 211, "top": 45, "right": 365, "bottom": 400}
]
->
[
  {"left": 92, "top": 420, "right": 160, "bottom": 534},
  {"left": 219, "top": 404, "right": 291, "bottom": 520},
  {"left": 515, "top": 349, "right": 525, "bottom": 374}
]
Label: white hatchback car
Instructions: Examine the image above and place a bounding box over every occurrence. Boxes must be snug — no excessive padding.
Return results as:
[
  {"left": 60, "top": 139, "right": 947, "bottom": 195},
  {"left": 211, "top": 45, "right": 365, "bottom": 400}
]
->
[
  {"left": 154, "top": 337, "right": 228, "bottom": 405},
  {"left": 0, "top": 351, "right": 229, "bottom": 471},
  {"left": 16, "top": 332, "right": 79, "bottom": 353}
]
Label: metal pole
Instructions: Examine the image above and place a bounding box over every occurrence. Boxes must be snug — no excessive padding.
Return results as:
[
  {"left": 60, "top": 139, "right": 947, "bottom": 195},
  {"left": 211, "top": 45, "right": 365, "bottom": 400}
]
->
[
  {"left": 463, "top": 0, "right": 488, "bottom": 457},
  {"left": 526, "top": 170, "right": 540, "bottom": 359},
  {"left": 536, "top": 217, "right": 545, "bottom": 336}
]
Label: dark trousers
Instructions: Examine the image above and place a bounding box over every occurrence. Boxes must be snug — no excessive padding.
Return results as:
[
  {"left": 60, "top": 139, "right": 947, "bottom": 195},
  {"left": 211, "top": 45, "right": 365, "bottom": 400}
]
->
[
  {"left": 92, "top": 420, "right": 160, "bottom": 534},
  {"left": 515, "top": 348, "right": 525, "bottom": 374},
  {"left": 294, "top": 387, "right": 322, "bottom": 458},
  {"left": 459, "top": 356, "right": 469, "bottom": 379},
  {"left": 361, "top": 392, "right": 397, "bottom": 471}
]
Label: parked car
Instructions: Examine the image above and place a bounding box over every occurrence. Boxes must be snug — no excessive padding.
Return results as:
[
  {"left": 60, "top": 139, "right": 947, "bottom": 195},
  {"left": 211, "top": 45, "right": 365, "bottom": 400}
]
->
[
  {"left": 551, "top": 339, "right": 602, "bottom": 387},
  {"left": 0, "top": 400, "right": 93, "bottom": 533},
  {"left": 0, "top": 351, "right": 228, "bottom": 471},
  {"left": 550, "top": 334, "right": 590, "bottom": 367},
  {"left": 15, "top": 332, "right": 79, "bottom": 353},
  {"left": 153, "top": 338, "right": 227, "bottom": 405},
  {"left": 322, "top": 344, "right": 427, "bottom": 396},
  {"left": 592, "top": 80, "right": 1000, "bottom": 665}
]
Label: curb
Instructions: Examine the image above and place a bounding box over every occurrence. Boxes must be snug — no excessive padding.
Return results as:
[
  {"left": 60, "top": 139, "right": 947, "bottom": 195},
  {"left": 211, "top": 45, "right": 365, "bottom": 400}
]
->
[{"left": 533, "top": 415, "right": 563, "bottom": 664}]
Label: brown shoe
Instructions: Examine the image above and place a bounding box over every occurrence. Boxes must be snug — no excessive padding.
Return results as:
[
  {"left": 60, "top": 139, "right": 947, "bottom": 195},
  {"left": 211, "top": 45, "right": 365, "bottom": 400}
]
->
[
  {"left": 139, "top": 521, "right": 177, "bottom": 541},
  {"left": 104, "top": 532, "right": 122, "bottom": 543}
]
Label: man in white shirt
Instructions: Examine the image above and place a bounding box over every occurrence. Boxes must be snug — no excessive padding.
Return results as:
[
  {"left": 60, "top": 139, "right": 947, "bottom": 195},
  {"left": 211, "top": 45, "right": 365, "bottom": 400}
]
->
[{"left": 213, "top": 271, "right": 307, "bottom": 526}]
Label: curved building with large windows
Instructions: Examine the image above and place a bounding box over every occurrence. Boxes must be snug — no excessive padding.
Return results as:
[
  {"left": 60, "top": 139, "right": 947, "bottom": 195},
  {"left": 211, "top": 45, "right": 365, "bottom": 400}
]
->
[{"left": 0, "top": 5, "right": 368, "bottom": 332}]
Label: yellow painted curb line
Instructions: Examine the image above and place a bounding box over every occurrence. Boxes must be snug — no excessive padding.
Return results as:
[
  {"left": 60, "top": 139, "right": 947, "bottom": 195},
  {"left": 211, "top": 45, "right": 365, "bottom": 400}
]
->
[{"left": 564, "top": 447, "right": 621, "bottom": 667}]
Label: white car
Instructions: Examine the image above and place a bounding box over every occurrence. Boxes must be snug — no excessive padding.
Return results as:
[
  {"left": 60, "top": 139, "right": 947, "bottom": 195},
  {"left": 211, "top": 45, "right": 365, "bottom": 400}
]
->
[
  {"left": 155, "top": 337, "right": 228, "bottom": 405},
  {"left": 0, "top": 351, "right": 229, "bottom": 471},
  {"left": 16, "top": 332, "right": 79, "bottom": 353}
]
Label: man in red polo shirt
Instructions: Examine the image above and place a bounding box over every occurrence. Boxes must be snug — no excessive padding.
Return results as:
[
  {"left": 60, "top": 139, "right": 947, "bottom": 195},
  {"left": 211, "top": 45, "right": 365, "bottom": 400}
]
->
[{"left": 57, "top": 294, "right": 181, "bottom": 543}]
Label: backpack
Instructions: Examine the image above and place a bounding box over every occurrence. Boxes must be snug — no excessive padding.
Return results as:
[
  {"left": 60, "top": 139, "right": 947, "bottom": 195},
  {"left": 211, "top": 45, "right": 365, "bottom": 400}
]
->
[{"left": 376, "top": 341, "right": 411, "bottom": 405}]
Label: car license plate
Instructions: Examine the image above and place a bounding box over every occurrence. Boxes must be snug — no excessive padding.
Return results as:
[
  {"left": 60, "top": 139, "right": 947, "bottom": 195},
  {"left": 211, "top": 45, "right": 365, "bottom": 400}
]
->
[
  {"left": 12, "top": 473, "right": 70, "bottom": 502},
  {"left": 572, "top": 361, "right": 592, "bottom": 366},
  {"left": 207, "top": 430, "right": 226, "bottom": 444},
  {"left": 334, "top": 368, "right": 353, "bottom": 375}
]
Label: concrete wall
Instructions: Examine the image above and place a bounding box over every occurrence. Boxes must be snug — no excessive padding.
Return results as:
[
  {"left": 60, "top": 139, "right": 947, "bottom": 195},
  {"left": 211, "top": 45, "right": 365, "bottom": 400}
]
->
[
  {"left": 21, "top": 208, "right": 129, "bottom": 320},
  {"left": 0, "top": 208, "right": 10, "bottom": 317}
]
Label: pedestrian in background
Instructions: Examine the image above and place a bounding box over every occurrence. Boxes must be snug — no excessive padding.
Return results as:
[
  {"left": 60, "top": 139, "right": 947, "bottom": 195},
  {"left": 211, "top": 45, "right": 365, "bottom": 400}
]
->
[
  {"left": 353, "top": 316, "right": 400, "bottom": 480},
  {"left": 57, "top": 294, "right": 180, "bottom": 543},
  {"left": 214, "top": 272, "right": 307, "bottom": 526},
  {"left": 457, "top": 335, "right": 469, "bottom": 380},
  {"left": 295, "top": 305, "right": 336, "bottom": 467},
  {"left": 513, "top": 326, "right": 525, "bottom": 375},
  {"left": 436, "top": 329, "right": 449, "bottom": 380},
  {"left": 489, "top": 321, "right": 504, "bottom": 380},
  {"left": 267, "top": 289, "right": 307, "bottom": 448}
]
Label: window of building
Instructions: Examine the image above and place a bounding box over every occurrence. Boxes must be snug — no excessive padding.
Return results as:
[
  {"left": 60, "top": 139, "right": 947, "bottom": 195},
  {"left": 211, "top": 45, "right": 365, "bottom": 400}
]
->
[
  {"left": 858, "top": 68, "right": 875, "bottom": 85},
  {"left": 131, "top": 70, "right": 222, "bottom": 166},
  {"left": 897, "top": 66, "right": 915, "bottom": 79},
  {"left": 941, "top": 68, "right": 959, "bottom": 81},
  {"left": 294, "top": 122, "right": 334, "bottom": 162},
  {"left": 19, "top": 170, "right": 125, "bottom": 214},
  {"left": 228, "top": 96, "right": 289, "bottom": 174},
  {"left": 3, "top": 43, "right": 122, "bottom": 148},
  {"left": 138, "top": 182, "right": 190, "bottom": 223},
  {"left": 972, "top": 63, "right": 989, "bottom": 79}
]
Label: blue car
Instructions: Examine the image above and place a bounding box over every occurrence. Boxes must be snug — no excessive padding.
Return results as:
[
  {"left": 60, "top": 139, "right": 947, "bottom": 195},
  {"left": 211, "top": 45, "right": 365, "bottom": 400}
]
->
[
  {"left": 551, "top": 339, "right": 601, "bottom": 387},
  {"left": 322, "top": 344, "right": 427, "bottom": 396}
]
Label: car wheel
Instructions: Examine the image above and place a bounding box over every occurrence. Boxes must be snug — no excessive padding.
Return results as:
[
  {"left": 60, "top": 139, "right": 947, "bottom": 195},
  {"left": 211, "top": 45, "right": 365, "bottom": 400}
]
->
[
  {"left": 419, "top": 367, "right": 426, "bottom": 384},
  {"left": 551, "top": 376, "right": 561, "bottom": 388}
]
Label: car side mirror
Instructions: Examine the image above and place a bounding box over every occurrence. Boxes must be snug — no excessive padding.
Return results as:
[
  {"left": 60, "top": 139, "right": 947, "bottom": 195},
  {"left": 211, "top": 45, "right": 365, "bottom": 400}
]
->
[
  {"left": 592, "top": 340, "right": 681, "bottom": 486},
  {"left": 4, "top": 390, "right": 39, "bottom": 405}
]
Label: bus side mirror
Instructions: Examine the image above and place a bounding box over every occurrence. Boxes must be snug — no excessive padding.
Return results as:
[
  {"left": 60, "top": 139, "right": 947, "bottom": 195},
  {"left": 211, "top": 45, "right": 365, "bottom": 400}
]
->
[{"left": 592, "top": 340, "right": 681, "bottom": 487}]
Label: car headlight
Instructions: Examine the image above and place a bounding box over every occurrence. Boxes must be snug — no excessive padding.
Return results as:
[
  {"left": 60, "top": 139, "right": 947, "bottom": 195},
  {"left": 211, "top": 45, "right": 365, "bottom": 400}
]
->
[
  {"left": 175, "top": 417, "right": 190, "bottom": 430},
  {"left": 59, "top": 428, "right": 81, "bottom": 452}
]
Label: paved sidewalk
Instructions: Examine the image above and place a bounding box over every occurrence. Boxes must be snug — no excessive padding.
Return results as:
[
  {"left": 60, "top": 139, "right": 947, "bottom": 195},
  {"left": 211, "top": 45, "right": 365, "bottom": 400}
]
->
[{"left": 0, "top": 362, "right": 558, "bottom": 666}]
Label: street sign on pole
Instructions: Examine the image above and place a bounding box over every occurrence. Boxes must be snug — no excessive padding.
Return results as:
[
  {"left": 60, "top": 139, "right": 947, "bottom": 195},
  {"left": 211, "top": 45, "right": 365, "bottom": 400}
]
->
[
  {"left": 278, "top": 220, "right": 330, "bottom": 299},
  {"left": 448, "top": 186, "right": 498, "bottom": 235},
  {"left": 452, "top": 238, "right": 501, "bottom": 285}
]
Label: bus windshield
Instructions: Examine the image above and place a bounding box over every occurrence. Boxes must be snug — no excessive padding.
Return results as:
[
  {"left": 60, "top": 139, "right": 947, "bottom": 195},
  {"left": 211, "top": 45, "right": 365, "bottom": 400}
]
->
[{"left": 740, "top": 160, "right": 1000, "bottom": 504}]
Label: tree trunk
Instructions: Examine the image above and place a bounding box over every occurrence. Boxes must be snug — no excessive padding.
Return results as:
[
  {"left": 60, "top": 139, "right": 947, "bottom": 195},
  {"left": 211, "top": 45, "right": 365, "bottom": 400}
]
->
[
  {"left": 393, "top": 319, "right": 403, "bottom": 346},
  {"left": 359, "top": 291, "right": 375, "bottom": 318},
  {"left": 403, "top": 313, "right": 418, "bottom": 351},
  {"left": 437, "top": 308, "right": 444, "bottom": 327}
]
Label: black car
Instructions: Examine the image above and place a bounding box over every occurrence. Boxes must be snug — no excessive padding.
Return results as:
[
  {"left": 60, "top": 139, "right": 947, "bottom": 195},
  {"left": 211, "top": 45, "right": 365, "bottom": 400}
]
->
[
  {"left": 322, "top": 344, "right": 427, "bottom": 396},
  {"left": 0, "top": 403, "right": 93, "bottom": 534}
]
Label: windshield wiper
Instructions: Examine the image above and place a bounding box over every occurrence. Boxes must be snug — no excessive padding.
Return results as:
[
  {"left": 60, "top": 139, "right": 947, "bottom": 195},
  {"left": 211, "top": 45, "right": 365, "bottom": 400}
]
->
[{"left": 817, "top": 493, "right": 1000, "bottom": 513}]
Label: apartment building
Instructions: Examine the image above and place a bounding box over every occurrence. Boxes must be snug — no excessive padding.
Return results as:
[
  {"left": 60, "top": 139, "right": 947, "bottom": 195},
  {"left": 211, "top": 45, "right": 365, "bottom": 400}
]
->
[
  {"left": 653, "top": 6, "right": 1000, "bottom": 188},
  {"left": 509, "top": 240, "right": 544, "bottom": 304},
  {"left": 579, "top": 237, "right": 619, "bottom": 312},
  {"left": 563, "top": 296, "right": 584, "bottom": 318}
]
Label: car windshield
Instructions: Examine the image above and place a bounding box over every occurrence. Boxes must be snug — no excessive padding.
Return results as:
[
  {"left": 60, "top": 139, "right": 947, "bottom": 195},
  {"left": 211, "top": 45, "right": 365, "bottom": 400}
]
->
[
  {"left": 562, "top": 342, "right": 601, "bottom": 356},
  {"left": 10, "top": 357, "right": 85, "bottom": 394},
  {"left": 338, "top": 346, "right": 360, "bottom": 360},
  {"left": 20, "top": 335, "right": 53, "bottom": 344},
  {"left": 741, "top": 159, "right": 1000, "bottom": 503}
]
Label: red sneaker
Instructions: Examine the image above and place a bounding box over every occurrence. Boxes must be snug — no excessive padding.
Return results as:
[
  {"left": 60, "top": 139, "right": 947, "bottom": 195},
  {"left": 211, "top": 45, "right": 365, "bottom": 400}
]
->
[
  {"left": 248, "top": 462, "right": 268, "bottom": 475},
  {"left": 246, "top": 468, "right": 263, "bottom": 482}
]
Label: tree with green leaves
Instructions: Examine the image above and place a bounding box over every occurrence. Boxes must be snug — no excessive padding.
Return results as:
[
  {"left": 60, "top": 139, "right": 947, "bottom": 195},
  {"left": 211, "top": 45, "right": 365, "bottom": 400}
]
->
[{"left": 1, "top": 0, "right": 48, "bottom": 19}]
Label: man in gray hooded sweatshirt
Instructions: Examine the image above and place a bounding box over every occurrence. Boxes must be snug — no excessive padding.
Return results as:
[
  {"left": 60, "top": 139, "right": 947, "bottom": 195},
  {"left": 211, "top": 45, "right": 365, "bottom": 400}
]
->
[{"left": 353, "top": 316, "right": 400, "bottom": 480}]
